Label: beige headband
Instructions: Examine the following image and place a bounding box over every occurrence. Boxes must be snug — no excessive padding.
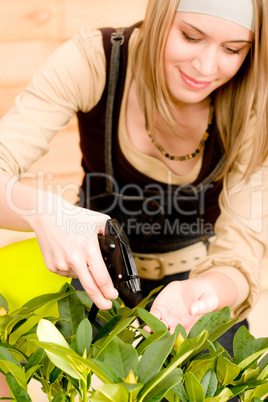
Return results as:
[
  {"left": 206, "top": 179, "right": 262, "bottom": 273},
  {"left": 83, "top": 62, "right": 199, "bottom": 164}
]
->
[{"left": 177, "top": 0, "right": 255, "bottom": 32}]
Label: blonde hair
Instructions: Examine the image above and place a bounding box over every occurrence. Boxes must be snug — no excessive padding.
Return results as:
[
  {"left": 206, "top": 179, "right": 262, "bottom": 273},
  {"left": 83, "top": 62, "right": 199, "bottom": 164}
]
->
[{"left": 132, "top": 0, "right": 268, "bottom": 179}]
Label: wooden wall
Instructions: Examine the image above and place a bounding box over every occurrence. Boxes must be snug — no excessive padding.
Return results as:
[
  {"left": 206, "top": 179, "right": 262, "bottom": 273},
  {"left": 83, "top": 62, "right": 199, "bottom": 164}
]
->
[{"left": 0, "top": 0, "right": 267, "bottom": 339}]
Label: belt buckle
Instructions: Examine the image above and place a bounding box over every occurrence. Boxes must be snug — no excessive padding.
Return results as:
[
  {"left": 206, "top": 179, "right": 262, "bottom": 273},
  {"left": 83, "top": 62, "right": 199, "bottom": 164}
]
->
[{"left": 134, "top": 253, "right": 165, "bottom": 280}]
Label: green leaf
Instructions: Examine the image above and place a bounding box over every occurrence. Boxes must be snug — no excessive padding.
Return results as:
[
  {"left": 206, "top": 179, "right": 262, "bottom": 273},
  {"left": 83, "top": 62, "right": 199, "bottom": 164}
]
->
[
  {"left": 57, "top": 285, "right": 85, "bottom": 337},
  {"left": 5, "top": 372, "right": 32, "bottom": 402},
  {"left": 89, "top": 383, "right": 129, "bottom": 402},
  {"left": 258, "top": 352, "right": 268, "bottom": 380},
  {"left": 174, "top": 323, "right": 187, "bottom": 340},
  {"left": 186, "top": 352, "right": 219, "bottom": 382},
  {"left": 36, "top": 319, "right": 81, "bottom": 380},
  {"left": 216, "top": 356, "right": 240, "bottom": 385},
  {"left": 138, "top": 333, "right": 176, "bottom": 383},
  {"left": 11, "top": 285, "right": 75, "bottom": 316},
  {"left": 184, "top": 372, "right": 204, "bottom": 402},
  {"left": 203, "top": 387, "right": 233, "bottom": 401},
  {"left": 25, "top": 347, "right": 45, "bottom": 372},
  {"left": 171, "top": 382, "right": 189, "bottom": 402},
  {"left": 25, "top": 365, "right": 42, "bottom": 383},
  {"left": 201, "top": 369, "right": 217, "bottom": 398},
  {"left": 142, "top": 368, "right": 183, "bottom": 402},
  {"left": 70, "top": 354, "right": 118, "bottom": 383},
  {"left": 0, "top": 294, "right": 8, "bottom": 312},
  {"left": 122, "top": 383, "right": 143, "bottom": 400},
  {"left": 136, "top": 330, "right": 169, "bottom": 356},
  {"left": 244, "top": 383, "right": 268, "bottom": 401},
  {"left": 92, "top": 315, "right": 122, "bottom": 344},
  {"left": 0, "top": 360, "right": 27, "bottom": 390},
  {"left": 0, "top": 342, "right": 28, "bottom": 361},
  {"left": 51, "top": 390, "right": 69, "bottom": 402},
  {"left": 76, "top": 318, "right": 92, "bottom": 357},
  {"left": 233, "top": 326, "right": 255, "bottom": 358},
  {"left": 0, "top": 345, "right": 22, "bottom": 368},
  {"left": 232, "top": 367, "right": 260, "bottom": 385},
  {"left": 138, "top": 331, "right": 208, "bottom": 401},
  {"left": 94, "top": 316, "right": 136, "bottom": 358},
  {"left": 76, "top": 290, "right": 94, "bottom": 310},
  {"left": 34, "top": 340, "right": 82, "bottom": 380},
  {"left": 49, "top": 366, "right": 62, "bottom": 384},
  {"left": 137, "top": 307, "right": 168, "bottom": 332},
  {"left": 234, "top": 337, "right": 268, "bottom": 365},
  {"left": 103, "top": 336, "right": 139, "bottom": 380},
  {"left": 189, "top": 307, "right": 231, "bottom": 338}
]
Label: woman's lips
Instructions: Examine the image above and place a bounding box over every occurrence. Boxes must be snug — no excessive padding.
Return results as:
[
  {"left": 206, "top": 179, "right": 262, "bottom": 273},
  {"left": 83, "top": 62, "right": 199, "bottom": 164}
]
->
[{"left": 179, "top": 69, "right": 211, "bottom": 90}]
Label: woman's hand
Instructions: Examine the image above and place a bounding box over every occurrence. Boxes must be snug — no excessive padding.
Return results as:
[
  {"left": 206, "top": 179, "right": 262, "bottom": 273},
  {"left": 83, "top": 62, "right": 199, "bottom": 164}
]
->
[
  {"left": 28, "top": 193, "right": 118, "bottom": 310},
  {"left": 146, "top": 272, "right": 238, "bottom": 333}
]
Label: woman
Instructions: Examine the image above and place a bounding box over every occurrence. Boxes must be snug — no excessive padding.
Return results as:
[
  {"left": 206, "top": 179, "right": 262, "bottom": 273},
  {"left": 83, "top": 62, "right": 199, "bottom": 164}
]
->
[{"left": 0, "top": 0, "right": 267, "bottom": 370}]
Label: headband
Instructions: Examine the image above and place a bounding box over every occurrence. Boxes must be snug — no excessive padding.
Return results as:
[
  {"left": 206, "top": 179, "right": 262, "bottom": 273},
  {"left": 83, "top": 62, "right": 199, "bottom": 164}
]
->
[{"left": 177, "top": 0, "right": 255, "bottom": 32}]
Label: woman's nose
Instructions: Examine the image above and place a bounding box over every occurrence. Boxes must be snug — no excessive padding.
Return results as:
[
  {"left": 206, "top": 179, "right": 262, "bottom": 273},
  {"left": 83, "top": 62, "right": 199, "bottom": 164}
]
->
[{"left": 191, "top": 45, "right": 218, "bottom": 77}]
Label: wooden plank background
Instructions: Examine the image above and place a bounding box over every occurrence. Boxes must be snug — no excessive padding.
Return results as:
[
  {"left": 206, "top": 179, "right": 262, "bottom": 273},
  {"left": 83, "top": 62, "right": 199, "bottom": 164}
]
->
[{"left": 0, "top": 0, "right": 267, "bottom": 339}]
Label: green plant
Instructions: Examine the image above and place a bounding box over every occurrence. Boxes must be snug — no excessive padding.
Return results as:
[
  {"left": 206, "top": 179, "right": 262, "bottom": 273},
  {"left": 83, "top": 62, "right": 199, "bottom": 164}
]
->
[{"left": 0, "top": 283, "right": 268, "bottom": 401}]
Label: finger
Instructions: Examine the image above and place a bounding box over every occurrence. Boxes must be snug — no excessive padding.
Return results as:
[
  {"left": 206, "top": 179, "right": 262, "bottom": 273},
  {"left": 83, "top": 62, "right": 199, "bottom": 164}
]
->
[
  {"left": 189, "top": 294, "right": 218, "bottom": 316},
  {"left": 149, "top": 308, "right": 170, "bottom": 330},
  {"left": 86, "top": 242, "right": 119, "bottom": 300},
  {"left": 78, "top": 263, "right": 114, "bottom": 310}
]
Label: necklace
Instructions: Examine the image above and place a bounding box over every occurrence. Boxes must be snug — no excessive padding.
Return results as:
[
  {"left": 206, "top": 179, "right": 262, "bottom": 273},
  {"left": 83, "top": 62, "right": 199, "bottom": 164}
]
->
[{"left": 146, "top": 105, "right": 213, "bottom": 162}]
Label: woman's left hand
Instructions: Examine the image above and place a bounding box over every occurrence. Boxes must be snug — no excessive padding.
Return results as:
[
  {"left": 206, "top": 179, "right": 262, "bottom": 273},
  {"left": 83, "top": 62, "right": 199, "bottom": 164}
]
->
[{"left": 146, "top": 272, "right": 237, "bottom": 333}]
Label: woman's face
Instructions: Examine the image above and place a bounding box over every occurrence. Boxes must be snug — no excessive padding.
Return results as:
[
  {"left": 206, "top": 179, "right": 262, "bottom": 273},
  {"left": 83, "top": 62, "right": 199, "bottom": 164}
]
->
[{"left": 164, "top": 12, "right": 253, "bottom": 105}]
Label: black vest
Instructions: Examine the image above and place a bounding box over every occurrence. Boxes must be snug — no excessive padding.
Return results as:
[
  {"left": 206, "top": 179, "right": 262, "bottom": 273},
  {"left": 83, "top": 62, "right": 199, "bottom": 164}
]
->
[{"left": 76, "top": 23, "right": 226, "bottom": 253}]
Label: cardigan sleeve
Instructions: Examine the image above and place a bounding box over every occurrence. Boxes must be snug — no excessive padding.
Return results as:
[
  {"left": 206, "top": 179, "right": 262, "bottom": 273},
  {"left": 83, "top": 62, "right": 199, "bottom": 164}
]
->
[
  {"left": 190, "top": 115, "right": 268, "bottom": 320},
  {"left": 0, "top": 27, "right": 106, "bottom": 175}
]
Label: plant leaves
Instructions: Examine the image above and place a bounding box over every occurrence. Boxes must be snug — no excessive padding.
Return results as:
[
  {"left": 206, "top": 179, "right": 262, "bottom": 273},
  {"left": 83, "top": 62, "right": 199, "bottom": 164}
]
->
[
  {"left": 89, "top": 383, "right": 129, "bottom": 401},
  {"left": 103, "top": 336, "right": 139, "bottom": 380},
  {"left": 0, "top": 294, "right": 8, "bottom": 312},
  {"left": 189, "top": 307, "right": 231, "bottom": 338},
  {"left": 138, "top": 333, "right": 176, "bottom": 383},
  {"left": 201, "top": 369, "right": 217, "bottom": 398},
  {"left": 138, "top": 331, "right": 208, "bottom": 401},
  {"left": 244, "top": 383, "right": 268, "bottom": 401},
  {"left": 5, "top": 372, "right": 32, "bottom": 402},
  {"left": 57, "top": 285, "right": 85, "bottom": 337},
  {"left": 174, "top": 323, "right": 187, "bottom": 340},
  {"left": 185, "top": 352, "right": 219, "bottom": 382},
  {"left": 171, "top": 382, "right": 189, "bottom": 402},
  {"left": 216, "top": 356, "right": 240, "bottom": 385},
  {"left": 11, "top": 285, "right": 75, "bottom": 316},
  {"left": 0, "top": 359, "right": 27, "bottom": 390},
  {"left": 258, "top": 352, "right": 268, "bottom": 380},
  {"left": 137, "top": 307, "right": 168, "bottom": 333},
  {"left": 36, "top": 319, "right": 81, "bottom": 380},
  {"left": 76, "top": 318, "right": 92, "bottom": 357},
  {"left": 233, "top": 325, "right": 255, "bottom": 358},
  {"left": 92, "top": 315, "right": 122, "bottom": 344},
  {"left": 142, "top": 368, "right": 183, "bottom": 402},
  {"left": 94, "top": 316, "right": 136, "bottom": 358},
  {"left": 136, "top": 330, "right": 169, "bottom": 356},
  {"left": 51, "top": 390, "right": 69, "bottom": 402},
  {"left": 71, "top": 354, "right": 118, "bottom": 383},
  {"left": 184, "top": 372, "right": 204, "bottom": 402},
  {"left": 233, "top": 337, "right": 268, "bottom": 368},
  {"left": 25, "top": 347, "right": 45, "bottom": 372},
  {"left": 0, "top": 345, "right": 22, "bottom": 368}
]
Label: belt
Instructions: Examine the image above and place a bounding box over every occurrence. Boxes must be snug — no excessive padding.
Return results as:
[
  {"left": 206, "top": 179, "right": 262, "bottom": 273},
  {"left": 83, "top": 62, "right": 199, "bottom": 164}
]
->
[{"left": 133, "top": 237, "right": 215, "bottom": 280}]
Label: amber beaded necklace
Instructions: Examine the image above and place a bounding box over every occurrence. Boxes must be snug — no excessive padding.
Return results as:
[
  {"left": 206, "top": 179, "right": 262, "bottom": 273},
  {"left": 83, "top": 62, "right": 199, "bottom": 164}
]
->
[{"left": 146, "top": 104, "right": 213, "bottom": 162}]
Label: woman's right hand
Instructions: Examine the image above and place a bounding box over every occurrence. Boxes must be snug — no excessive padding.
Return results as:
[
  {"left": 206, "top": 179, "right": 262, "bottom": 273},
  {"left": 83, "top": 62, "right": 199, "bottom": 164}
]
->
[{"left": 27, "top": 192, "right": 119, "bottom": 310}]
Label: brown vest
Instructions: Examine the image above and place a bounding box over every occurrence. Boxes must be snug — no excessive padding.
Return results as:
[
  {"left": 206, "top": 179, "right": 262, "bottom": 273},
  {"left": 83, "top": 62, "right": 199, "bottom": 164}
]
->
[{"left": 76, "top": 24, "right": 226, "bottom": 253}]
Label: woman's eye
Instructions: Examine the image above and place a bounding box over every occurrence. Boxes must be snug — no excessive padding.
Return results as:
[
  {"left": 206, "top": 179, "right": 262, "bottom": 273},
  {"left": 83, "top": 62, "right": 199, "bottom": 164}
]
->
[
  {"left": 225, "top": 47, "right": 242, "bottom": 55},
  {"left": 181, "top": 32, "right": 200, "bottom": 43}
]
